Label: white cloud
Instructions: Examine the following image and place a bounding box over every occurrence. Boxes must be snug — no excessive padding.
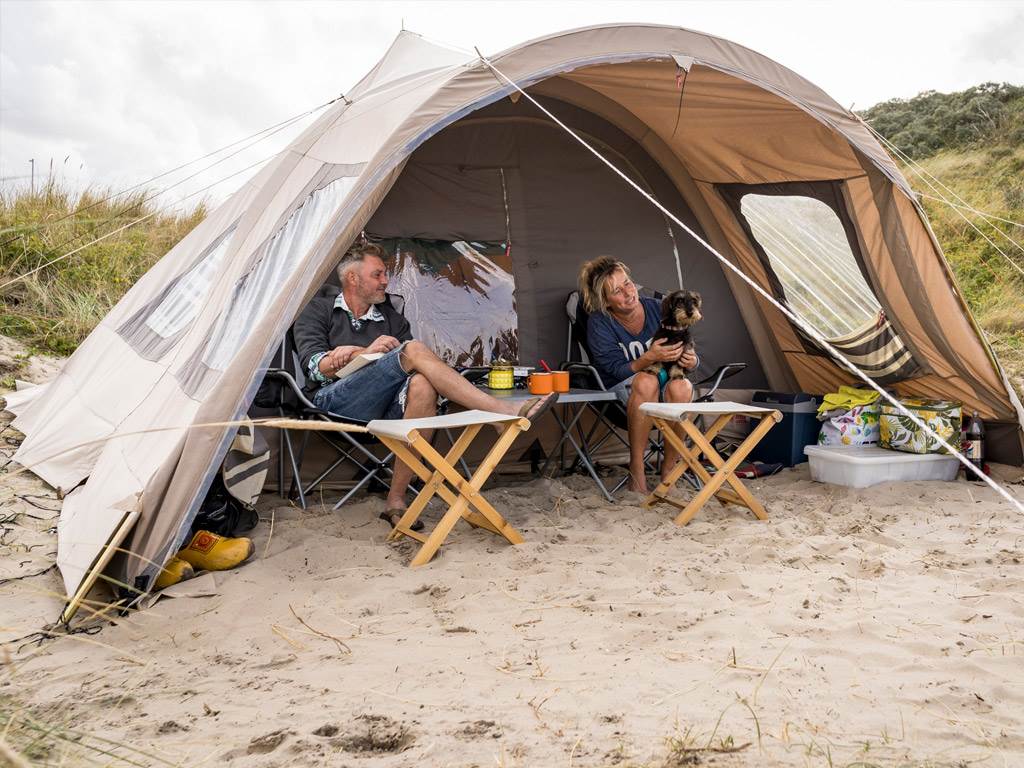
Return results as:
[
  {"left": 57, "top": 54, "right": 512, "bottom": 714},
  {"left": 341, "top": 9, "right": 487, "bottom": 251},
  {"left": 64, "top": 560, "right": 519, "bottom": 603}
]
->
[{"left": 2, "top": 0, "right": 1022, "bottom": 204}]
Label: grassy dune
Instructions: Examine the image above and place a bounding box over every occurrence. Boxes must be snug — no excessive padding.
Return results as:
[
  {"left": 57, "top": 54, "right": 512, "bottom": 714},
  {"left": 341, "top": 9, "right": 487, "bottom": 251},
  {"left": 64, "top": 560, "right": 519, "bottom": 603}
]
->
[
  {"left": 0, "top": 180, "right": 205, "bottom": 356},
  {"left": 911, "top": 146, "right": 1024, "bottom": 393}
]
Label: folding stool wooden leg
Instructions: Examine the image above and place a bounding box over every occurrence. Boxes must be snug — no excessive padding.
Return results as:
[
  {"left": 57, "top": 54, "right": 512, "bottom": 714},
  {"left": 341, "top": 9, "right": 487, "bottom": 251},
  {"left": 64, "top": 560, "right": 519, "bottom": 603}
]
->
[
  {"left": 654, "top": 417, "right": 746, "bottom": 509},
  {"left": 374, "top": 418, "right": 528, "bottom": 566},
  {"left": 385, "top": 424, "right": 482, "bottom": 543},
  {"left": 644, "top": 410, "right": 781, "bottom": 526}
]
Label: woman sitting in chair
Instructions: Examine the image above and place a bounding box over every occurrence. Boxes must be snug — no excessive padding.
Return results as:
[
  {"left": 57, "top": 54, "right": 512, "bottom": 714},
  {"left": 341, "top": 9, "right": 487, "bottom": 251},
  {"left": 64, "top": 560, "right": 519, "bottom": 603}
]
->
[{"left": 579, "top": 256, "right": 698, "bottom": 494}]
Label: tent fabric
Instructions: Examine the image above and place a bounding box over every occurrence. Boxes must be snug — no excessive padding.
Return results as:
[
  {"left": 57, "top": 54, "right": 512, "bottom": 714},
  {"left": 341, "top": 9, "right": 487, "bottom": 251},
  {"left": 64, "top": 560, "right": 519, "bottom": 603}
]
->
[{"left": 8, "top": 24, "right": 1023, "bottom": 608}]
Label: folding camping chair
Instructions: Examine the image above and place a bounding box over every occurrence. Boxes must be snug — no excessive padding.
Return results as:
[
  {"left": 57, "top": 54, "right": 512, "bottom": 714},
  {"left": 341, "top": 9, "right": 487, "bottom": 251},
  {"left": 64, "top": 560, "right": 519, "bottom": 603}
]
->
[
  {"left": 371, "top": 410, "right": 531, "bottom": 566},
  {"left": 561, "top": 289, "right": 747, "bottom": 492},
  {"left": 257, "top": 288, "right": 407, "bottom": 511},
  {"left": 640, "top": 401, "right": 782, "bottom": 526}
]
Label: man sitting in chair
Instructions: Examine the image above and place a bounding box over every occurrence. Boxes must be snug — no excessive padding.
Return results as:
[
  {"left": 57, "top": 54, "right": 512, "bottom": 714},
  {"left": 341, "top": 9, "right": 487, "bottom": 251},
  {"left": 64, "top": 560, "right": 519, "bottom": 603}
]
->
[{"left": 294, "top": 242, "right": 557, "bottom": 528}]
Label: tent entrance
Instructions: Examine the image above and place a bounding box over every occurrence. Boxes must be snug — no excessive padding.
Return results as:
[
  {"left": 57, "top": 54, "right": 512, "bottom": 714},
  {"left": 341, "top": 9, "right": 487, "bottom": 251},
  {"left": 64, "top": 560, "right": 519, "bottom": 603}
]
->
[{"left": 366, "top": 95, "right": 766, "bottom": 388}]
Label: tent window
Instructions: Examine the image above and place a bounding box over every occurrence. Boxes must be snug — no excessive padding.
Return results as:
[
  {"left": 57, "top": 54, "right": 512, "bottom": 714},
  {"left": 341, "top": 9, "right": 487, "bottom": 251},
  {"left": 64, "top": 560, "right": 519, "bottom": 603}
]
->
[
  {"left": 178, "top": 175, "right": 357, "bottom": 396},
  {"left": 117, "top": 223, "right": 236, "bottom": 360},
  {"left": 738, "top": 194, "right": 881, "bottom": 341},
  {"left": 375, "top": 237, "right": 516, "bottom": 366}
]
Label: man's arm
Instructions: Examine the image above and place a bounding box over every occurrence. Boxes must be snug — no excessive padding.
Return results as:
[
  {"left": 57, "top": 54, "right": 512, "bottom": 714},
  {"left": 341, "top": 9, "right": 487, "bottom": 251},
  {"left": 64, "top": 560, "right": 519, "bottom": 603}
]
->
[{"left": 293, "top": 298, "right": 335, "bottom": 384}]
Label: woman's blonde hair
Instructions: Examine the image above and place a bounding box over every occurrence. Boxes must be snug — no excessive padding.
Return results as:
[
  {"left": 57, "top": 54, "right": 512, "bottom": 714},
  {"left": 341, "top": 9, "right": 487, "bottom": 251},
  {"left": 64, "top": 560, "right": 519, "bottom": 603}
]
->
[{"left": 578, "top": 256, "right": 630, "bottom": 314}]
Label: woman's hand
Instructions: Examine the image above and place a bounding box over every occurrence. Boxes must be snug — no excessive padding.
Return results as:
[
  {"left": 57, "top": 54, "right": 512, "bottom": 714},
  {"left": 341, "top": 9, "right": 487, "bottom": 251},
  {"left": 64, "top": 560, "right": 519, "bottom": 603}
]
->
[
  {"left": 646, "top": 338, "right": 684, "bottom": 363},
  {"left": 679, "top": 348, "right": 698, "bottom": 370}
]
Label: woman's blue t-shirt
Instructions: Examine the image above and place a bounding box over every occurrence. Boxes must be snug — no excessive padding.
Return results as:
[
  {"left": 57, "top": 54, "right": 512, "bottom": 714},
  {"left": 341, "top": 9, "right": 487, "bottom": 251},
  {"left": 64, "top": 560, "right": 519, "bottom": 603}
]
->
[{"left": 586, "top": 296, "right": 662, "bottom": 387}]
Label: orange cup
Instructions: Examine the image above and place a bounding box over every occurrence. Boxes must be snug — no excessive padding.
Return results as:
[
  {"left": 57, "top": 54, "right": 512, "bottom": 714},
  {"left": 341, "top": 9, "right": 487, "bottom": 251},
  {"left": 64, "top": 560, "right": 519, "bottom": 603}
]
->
[
  {"left": 528, "top": 372, "right": 553, "bottom": 395},
  {"left": 551, "top": 370, "right": 570, "bottom": 393}
]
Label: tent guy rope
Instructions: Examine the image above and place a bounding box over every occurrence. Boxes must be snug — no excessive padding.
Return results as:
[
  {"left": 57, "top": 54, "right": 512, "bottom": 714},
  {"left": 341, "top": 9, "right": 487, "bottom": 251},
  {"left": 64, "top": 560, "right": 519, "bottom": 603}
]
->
[
  {"left": 0, "top": 95, "right": 345, "bottom": 248},
  {"left": 475, "top": 50, "right": 1024, "bottom": 514},
  {"left": 0, "top": 154, "right": 276, "bottom": 294},
  {"left": 861, "top": 122, "right": 1024, "bottom": 276}
]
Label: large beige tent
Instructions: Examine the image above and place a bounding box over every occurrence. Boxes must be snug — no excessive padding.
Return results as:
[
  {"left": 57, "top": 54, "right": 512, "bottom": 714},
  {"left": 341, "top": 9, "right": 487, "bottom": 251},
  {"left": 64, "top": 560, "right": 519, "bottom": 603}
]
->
[{"left": 7, "top": 24, "right": 1023, "bottom": 616}]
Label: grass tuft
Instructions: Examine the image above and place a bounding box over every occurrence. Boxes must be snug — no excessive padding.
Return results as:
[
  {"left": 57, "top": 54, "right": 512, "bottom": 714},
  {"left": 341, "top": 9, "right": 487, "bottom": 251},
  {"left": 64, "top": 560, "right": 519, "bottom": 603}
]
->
[{"left": 0, "top": 177, "right": 205, "bottom": 356}]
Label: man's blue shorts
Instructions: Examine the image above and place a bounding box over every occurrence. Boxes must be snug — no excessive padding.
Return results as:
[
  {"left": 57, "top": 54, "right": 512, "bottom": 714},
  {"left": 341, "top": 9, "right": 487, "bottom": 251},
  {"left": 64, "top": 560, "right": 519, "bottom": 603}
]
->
[{"left": 311, "top": 344, "right": 411, "bottom": 422}]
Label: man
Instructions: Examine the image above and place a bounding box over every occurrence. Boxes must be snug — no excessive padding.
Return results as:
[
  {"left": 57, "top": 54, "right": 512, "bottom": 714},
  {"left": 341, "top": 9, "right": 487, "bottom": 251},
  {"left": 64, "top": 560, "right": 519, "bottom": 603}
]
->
[{"left": 294, "top": 242, "right": 557, "bottom": 526}]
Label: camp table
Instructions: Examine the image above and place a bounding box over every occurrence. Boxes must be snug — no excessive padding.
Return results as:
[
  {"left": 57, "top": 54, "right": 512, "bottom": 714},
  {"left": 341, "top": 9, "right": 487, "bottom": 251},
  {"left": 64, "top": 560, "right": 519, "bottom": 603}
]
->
[
  {"left": 640, "top": 401, "right": 782, "bottom": 525},
  {"left": 475, "top": 386, "right": 621, "bottom": 501}
]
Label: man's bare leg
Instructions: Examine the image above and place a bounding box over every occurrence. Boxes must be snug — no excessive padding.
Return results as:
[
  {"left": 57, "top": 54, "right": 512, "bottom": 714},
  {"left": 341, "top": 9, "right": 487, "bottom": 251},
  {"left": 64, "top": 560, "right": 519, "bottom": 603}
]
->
[
  {"left": 626, "top": 372, "right": 660, "bottom": 494},
  {"left": 661, "top": 378, "right": 694, "bottom": 482},
  {"left": 399, "top": 341, "right": 555, "bottom": 419},
  {"left": 385, "top": 374, "right": 436, "bottom": 516}
]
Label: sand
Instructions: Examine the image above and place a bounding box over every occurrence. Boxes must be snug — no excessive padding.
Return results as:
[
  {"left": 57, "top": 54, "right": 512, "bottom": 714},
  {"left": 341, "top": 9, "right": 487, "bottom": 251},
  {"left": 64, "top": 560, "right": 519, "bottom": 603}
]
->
[{"left": 2, "top": 340, "right": 1024, "bottom": 766}]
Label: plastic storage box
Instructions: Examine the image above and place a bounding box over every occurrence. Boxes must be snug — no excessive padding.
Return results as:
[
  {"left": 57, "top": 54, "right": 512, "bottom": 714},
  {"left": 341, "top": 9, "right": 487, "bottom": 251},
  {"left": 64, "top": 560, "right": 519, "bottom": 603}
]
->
[
  {"left": 749, "top": 391, "right": 821, "bottom": 467},
  {"left": 803, "top": 445, "right": 959, "bottom": 488}
]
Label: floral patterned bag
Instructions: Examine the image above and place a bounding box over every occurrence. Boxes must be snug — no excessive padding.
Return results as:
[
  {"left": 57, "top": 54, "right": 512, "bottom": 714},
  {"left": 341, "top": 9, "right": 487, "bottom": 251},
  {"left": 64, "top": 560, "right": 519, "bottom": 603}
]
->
[
  {"left": 879, "top": 398, "right": 961, "bottom": 454},
  {"left": 818, "top": 403, "right": 881, "bottom": 446}
]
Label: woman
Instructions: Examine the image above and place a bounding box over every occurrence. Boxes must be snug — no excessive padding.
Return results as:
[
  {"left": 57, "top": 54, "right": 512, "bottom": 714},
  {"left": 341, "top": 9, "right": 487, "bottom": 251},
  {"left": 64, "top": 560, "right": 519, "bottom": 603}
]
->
[{"left": 579, "top": 256, "right": 698, "bottom": 494}]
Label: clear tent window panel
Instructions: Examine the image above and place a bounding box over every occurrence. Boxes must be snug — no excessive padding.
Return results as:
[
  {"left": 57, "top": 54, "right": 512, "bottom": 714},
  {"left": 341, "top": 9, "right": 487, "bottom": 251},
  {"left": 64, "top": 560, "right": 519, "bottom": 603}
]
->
[
  {"left": 117, "top": 224, "right": 236, "bottom": 360},
  {"left": 376, "top": 237, "right": 517, "bottom": 366},
  {"left": 739, "top": 194, "right": 881, "bottom": 341},
  {"left": 178, "top": 175, "right": 357, "bottom": 395}
]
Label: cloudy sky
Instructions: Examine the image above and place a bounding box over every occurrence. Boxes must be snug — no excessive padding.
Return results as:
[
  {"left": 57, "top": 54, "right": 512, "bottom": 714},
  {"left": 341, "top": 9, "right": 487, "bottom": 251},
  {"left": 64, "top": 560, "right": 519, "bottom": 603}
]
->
[{"left": 1, "top": 0, "right": 1022, "bottom": 211}]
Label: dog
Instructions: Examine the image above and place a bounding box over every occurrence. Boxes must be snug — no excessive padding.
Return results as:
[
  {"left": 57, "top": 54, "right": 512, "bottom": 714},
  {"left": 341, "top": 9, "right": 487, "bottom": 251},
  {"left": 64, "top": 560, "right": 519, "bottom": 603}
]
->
[{"left": 644, "top": 290, "right": 702, "bottom": 382}]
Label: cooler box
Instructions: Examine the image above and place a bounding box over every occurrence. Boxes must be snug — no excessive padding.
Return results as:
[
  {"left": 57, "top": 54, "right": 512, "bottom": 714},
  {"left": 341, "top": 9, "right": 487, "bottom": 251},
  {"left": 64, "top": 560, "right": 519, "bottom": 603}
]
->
[{"left": 749, "top": 391, "right": 820, "bottom": 467}]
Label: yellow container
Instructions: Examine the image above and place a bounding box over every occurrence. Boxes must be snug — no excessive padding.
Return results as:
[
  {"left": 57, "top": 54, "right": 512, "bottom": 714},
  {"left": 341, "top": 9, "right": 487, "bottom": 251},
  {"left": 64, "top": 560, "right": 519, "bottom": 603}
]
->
[{"left": 488, "top": 365, "right": 514, "bottom": 390}]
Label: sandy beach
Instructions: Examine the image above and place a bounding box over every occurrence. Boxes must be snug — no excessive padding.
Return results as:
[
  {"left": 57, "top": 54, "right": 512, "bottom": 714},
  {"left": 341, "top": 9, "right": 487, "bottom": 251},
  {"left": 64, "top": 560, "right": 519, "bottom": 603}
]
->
[{"left": 3, "top": 387, "right": 1024, "bottom": 767}]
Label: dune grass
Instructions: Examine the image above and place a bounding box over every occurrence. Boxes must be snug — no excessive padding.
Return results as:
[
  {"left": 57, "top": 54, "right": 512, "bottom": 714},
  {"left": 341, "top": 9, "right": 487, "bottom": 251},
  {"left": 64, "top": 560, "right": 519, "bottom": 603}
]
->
[{"left": 0, "top": 178, "right": 205, "bottom": 356}]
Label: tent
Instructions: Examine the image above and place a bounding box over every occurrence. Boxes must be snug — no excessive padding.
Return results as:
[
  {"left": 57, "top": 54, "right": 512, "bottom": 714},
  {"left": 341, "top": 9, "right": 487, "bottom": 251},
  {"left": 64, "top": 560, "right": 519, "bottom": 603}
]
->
[{"left": 7, "top": 24, "right": 1023, "bottom": 617}]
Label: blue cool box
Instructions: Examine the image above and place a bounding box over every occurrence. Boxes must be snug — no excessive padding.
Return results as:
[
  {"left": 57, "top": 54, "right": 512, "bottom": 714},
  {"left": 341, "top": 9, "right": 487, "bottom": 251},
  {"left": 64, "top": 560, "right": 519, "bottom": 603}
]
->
[{"left": 749, "top": 391, "right": 821, "bottom": 467}]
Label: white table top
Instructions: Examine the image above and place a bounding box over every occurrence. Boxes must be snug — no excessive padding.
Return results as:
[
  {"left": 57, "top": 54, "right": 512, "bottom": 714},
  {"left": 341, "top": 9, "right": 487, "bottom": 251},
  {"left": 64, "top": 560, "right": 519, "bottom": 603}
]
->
[{"left": 479, "top": 387, "right": 618, "bottom": 404}]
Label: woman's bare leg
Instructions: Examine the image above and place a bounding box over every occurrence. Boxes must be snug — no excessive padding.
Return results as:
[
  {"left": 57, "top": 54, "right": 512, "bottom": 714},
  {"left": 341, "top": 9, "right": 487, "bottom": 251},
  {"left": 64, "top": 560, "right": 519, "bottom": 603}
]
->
[
  {"left": 661, "top": 378, "right": 694, "bottom": 482},
  {"left": 626, "top": 372, "right": 660, "bottom": 493}
]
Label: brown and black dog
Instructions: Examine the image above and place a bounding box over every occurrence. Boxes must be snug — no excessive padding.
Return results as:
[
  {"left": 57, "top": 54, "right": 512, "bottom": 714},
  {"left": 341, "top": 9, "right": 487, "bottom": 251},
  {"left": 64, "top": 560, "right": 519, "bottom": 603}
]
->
[{"left": 643, "top": 290, "right": 702, "bottom": 382}]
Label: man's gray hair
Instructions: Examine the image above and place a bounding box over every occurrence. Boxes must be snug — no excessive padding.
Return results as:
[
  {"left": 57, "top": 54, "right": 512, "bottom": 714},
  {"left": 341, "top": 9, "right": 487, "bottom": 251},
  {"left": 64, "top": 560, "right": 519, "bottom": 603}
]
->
[{"left": 337, "top": 242, "right": 389, "bottom": 282}]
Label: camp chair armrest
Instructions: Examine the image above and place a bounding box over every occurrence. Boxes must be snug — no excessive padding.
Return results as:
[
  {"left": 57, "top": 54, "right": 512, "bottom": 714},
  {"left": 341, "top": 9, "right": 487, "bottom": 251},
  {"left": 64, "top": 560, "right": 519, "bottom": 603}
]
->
[
  {"left": 560, "top": 362, "right": 608, "bottom": 390},
  {"left": 265, "top": 368, "right": 369, "bottom": 425},
  {"left": 693, "top": 363, "right": 747, "bottom": 402}
]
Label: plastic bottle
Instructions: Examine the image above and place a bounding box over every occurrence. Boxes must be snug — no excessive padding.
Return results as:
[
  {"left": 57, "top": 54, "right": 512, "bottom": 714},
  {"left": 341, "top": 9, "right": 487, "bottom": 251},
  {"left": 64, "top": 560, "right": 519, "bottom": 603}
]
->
[{"left": 965, "top": 410, "right": 985, "bottom": 480}]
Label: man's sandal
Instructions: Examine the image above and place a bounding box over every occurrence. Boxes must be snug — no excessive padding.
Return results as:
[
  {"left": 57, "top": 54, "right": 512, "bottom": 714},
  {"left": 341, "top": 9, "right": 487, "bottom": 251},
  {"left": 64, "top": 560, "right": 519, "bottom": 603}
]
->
[
  {"left": 517, "top": 392, "right": 560, "bottom": 422},
  {"left": 380, "top": 510, "right": 425, "bottom": 532}
]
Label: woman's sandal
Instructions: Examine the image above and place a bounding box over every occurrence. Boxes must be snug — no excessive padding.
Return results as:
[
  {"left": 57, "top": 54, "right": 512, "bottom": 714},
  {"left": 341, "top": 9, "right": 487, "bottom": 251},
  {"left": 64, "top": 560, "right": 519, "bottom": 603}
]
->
[
  {"left": 380, "top": 510, "right": 425, "bottom": 532},
  {"left": 517, "top": 392, "right": 560, "bottom": 421}
]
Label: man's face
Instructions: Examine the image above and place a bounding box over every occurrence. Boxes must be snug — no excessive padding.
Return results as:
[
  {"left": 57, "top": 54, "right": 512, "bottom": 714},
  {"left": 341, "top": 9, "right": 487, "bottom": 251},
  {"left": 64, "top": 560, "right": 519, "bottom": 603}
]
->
[
  {"left": 352, "top": 255, "right": 389, "bottom": 304},
  {"left": 604, "top": 268, "right": 638, "bottom": 315}
]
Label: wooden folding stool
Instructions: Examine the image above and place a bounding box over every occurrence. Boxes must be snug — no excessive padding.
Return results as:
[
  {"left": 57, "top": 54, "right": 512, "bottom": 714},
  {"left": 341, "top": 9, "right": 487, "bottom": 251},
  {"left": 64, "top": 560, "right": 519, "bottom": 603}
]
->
[
  {"left": 640, "top": 402, "right": 782, "bottom": 526},
  {"left": 366, "top": 410, "right": 531, "bottom": 566}
]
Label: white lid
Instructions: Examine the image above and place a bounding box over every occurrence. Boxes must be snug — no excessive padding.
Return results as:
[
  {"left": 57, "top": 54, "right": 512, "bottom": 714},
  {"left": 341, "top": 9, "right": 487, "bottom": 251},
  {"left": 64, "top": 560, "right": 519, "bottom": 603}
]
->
[{"left": 804, "top": 444, "right": 957, "bottom": 465}]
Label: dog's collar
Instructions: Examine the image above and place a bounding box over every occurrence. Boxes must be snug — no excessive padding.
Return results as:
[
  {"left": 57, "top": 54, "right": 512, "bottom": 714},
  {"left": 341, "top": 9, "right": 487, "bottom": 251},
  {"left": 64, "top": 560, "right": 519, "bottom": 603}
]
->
[{"left": 660, "top": 323, "right": 690, "bottom": 331}]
